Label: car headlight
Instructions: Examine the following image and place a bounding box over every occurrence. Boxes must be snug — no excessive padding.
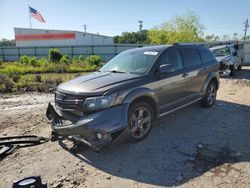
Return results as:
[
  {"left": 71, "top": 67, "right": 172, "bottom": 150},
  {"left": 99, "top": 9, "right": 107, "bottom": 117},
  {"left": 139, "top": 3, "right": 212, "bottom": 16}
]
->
[{"left": 83, "top": 93, "right": 117, "bottom": 112}]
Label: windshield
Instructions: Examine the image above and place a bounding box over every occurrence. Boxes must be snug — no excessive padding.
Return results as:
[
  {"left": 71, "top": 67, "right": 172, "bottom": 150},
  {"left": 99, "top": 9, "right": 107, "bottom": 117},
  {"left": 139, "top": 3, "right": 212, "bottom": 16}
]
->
[
  {"left": 100, "top": 49, "right": 160, "bottom": 74},
  {"left": 211, "top": 47, "right": 231, "bottom": 57}
]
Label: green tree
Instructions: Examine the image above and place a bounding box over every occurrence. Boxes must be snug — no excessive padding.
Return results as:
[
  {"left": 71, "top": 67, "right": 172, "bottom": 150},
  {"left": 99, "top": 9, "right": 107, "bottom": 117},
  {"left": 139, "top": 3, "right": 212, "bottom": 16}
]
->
[
  {"left": 113, "top": 30, "right": 149, "bottom": 44},
  {"left": 160, "top": 11, "right": 204, "bottom": 37},
  {"left": 148, "top": 11, "right": 204, "bottom": 44},
  {"left": 0, "top": 38, "right": 15, "bottom": 46},
  {"left": 204, "top": 34, "right": 220, "bottom": 42}
]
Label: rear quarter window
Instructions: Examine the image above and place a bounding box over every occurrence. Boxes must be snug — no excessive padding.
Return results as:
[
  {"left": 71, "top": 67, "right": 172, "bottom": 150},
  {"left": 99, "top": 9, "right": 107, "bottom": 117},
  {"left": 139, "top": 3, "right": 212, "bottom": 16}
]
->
[
  {"left": 198, "top": 47, "right": 216, "bottom": 63},
  {"left": 181, "top": 48, "right": 202, "bottom": 67}
]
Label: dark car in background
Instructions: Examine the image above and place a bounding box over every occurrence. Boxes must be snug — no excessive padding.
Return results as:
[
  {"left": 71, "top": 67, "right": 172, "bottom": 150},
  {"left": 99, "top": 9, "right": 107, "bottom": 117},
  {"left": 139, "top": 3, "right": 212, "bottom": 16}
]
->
[{"left": 46, "top": 44, "right": 220, "bottom": 150}]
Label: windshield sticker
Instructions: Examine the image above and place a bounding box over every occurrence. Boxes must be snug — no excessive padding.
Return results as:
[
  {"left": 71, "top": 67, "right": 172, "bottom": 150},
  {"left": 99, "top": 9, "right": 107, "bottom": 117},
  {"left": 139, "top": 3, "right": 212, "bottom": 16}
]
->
[{"left": 144, "top": 51, "right": 158, "bottom": 56}]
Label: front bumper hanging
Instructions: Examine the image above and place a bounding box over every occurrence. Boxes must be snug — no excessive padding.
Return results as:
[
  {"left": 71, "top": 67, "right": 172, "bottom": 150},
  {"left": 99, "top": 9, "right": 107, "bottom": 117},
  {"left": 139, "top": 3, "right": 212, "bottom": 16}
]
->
[{"left": 46, "top": 103, "right": 128, "bottom": 150}]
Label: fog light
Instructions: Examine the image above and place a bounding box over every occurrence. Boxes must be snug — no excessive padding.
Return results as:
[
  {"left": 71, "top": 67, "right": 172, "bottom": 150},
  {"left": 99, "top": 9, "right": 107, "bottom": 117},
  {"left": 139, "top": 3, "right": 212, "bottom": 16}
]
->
[{"left": 96, "top": 132, "right": 103, "bottom": 140}]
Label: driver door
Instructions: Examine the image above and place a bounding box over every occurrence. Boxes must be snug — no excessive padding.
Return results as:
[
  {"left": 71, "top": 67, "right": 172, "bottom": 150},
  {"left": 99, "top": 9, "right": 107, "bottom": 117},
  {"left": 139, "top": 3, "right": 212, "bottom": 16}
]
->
[{"left": 154, "top": 47, "right": 191, "bottom": 114}]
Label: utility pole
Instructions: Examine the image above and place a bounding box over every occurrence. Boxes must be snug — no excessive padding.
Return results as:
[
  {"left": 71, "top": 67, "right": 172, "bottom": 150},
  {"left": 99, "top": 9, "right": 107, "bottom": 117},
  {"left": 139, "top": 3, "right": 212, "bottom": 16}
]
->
[
  {"left": 243, "top": 18, "right": 249, "bottom": 41},
  {"left": 138, "top": 20, "right": 143, "bottom": 43},
  {"left": 83, "top": 24, "right": 87, "bottom": 33}
]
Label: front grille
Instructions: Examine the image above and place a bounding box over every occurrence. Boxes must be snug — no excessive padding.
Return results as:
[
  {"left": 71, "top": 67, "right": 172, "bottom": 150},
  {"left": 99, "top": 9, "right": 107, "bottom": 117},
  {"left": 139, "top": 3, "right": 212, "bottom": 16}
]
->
[{"left": 55, "top": 92, "right": 84, "bottom": 111}]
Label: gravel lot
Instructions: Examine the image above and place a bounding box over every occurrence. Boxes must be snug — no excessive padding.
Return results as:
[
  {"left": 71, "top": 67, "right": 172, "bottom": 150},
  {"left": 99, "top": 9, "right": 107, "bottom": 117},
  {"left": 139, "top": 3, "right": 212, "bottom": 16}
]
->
[{"left": 0, "top": 67, "right": 250, "bottom": 188}]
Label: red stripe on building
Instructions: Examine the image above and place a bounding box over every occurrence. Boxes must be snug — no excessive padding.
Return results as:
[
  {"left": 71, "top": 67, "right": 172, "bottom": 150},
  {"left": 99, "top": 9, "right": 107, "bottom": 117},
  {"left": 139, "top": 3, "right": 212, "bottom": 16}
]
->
[{"left": 15, "top": 33, "right": 76, "bottom": 41}]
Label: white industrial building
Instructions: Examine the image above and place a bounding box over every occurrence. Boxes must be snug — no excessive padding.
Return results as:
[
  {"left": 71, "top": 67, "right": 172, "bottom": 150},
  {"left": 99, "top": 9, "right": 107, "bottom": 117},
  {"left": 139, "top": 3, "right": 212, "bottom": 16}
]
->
[{"left": 14, "top": 27, "right": 114, "bottom": 47}]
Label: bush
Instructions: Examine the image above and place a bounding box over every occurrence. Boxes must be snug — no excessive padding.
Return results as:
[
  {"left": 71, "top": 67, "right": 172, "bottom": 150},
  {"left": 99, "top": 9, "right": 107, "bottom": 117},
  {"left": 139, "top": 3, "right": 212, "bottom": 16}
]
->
[
  {"left": 0, "top": 74, "right": 15, "bottom": 92},
  {"left": 0, "top": 58, "right": 3, "bottom": 66},
  {"left": 36, "top": 58, "right": 49, "bottom": 67},
  {"left": 35, "top": 74, "right": 42, "bottom": 82},
  {"left": 19, "top": 55, "right": 29, "bottom": 65},
  {"left": 1, "top": 65, "right": 25, "bottom": 75},
  {"left": 11, "top": 75, "right": 21, "bottom": 82},
  {"left": 78, "top": 55, "right": 85, "bottom": 61},
  {"left": 49, "top": 48, "right": 62, "bottom": 63},
  {"left": 60, "top": 55, "right": 70, "bottom": 65},
  {"left": 16, "top": 76, "right": 37, "bottom": 92},
  {"left": 85, "top": 55, "right": 102, "bottom": 66},
  {"left": 29, "top": 57, "right": 37, "bottom": 66}
]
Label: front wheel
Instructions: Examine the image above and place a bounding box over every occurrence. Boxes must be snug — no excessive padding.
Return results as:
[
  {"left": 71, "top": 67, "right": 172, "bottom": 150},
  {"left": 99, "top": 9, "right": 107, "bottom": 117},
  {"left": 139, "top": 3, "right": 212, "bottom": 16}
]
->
[
  {"left": 200, "top": 82, "right": 217, "bottom": 108},
  {"left": 128, "top": 102, "right": 153, "bottom": 142}
]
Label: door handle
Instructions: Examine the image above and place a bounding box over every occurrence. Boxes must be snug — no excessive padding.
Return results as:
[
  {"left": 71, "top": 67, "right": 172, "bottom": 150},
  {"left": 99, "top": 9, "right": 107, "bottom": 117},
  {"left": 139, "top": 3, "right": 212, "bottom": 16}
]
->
[{"left": 182, "top": 73, "right": 189, "bottom": 78}]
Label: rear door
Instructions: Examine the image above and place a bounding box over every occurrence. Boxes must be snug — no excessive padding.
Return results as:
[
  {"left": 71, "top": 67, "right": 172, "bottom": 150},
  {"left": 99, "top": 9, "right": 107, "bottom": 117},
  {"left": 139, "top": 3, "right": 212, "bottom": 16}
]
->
[
  {"left": 180, "top": 46, "right": 205, "bottom": 98},
  {"left": 154, "top": 47, "right": 191, "bottom": 114}
]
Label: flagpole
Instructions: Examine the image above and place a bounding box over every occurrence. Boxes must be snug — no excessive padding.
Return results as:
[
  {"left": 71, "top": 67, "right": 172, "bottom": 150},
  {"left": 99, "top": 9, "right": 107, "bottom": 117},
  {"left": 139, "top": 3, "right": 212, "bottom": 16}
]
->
[{"left": 28, "top": 6, "right": 32, "bottom": 28}]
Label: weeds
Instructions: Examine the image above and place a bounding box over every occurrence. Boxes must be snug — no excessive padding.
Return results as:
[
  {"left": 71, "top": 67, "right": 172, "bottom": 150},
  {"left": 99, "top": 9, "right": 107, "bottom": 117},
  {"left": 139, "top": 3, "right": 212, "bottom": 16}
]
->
[
  {"left": 0, "top": 54, "right": 102, "bottom": 75},
  {"left": 0, "top": 51, "right": 103, "bottom": 93},
  {"left": 0, "top": 74, "right": 65, "bottom": 93}
]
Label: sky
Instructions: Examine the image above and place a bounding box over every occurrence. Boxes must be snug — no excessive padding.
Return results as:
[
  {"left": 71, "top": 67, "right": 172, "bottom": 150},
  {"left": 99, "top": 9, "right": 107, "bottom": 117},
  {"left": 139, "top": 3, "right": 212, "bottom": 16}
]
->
[{"left": 0, "top": 0, "right": 249, "bottom": 39}]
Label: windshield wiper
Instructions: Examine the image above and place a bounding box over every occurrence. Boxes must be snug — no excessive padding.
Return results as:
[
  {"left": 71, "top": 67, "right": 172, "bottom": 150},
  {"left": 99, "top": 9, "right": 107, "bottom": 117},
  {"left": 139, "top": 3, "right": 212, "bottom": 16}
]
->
[{"left": 108, "top": 70, "right": 127, "bottom": 74}]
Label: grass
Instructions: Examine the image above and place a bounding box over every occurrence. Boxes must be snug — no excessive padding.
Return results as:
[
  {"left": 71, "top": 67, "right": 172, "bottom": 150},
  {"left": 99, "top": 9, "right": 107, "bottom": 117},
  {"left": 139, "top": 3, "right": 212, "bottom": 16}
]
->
[{"left": 0, "top": 61, "right": 99, "bottom": 75}]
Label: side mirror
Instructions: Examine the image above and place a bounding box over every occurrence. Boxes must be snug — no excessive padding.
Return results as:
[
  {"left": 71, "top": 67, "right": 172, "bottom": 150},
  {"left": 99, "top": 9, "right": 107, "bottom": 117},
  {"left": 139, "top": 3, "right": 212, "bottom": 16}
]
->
[{"left": 158, "top": 64, "right": 175, "bottom": 74}]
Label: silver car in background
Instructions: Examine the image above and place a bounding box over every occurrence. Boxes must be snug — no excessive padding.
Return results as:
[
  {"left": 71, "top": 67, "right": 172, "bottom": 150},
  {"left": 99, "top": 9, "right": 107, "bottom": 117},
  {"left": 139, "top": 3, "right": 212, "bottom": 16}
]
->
[{"left": 210, "top": 44, "right": 243, "bottom": 76}]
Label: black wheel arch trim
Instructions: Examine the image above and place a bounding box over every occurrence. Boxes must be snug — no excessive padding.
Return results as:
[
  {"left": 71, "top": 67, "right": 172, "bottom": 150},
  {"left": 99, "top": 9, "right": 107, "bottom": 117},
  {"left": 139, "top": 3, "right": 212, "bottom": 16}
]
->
[
  {"left": 122, "top": 87, "right": 160, "bottom": 119},
  {"left": 201, "top": 72, "right": 220, "bottom": 96}
]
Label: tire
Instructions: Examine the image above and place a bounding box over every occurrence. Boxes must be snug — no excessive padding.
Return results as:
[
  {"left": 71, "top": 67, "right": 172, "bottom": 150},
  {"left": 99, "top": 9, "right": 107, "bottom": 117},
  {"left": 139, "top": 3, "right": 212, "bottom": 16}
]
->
[
  {"left": 229, "top": 65, "right": 236, "bottom": 77},
  {"left": 128, "top": 102, "right": 154, "bottom": 142},
  {"left": 200, "top": 81, "right": 217, "bottom": 108}
]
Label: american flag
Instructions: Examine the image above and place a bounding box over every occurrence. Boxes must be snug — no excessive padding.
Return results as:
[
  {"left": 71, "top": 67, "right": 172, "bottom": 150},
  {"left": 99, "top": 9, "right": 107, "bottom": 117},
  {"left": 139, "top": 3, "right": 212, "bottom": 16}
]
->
[{"left": 29, "top": 6, "right": 46, "bottom": 23}]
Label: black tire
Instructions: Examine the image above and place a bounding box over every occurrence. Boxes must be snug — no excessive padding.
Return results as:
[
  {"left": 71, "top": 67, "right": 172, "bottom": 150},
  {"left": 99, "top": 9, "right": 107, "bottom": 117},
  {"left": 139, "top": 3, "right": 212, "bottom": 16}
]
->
[
  {"left": 229, "top": 65, "right": 236, "bottom": 77},
  {"left": 128, "top": 102, "right": 154, "bottom": 142},
  {"left": 237, "top": 64, "right": 242, "bottom": 71},
  {"left": 200, "top": 81, "right": 217, "bottom": 108}
]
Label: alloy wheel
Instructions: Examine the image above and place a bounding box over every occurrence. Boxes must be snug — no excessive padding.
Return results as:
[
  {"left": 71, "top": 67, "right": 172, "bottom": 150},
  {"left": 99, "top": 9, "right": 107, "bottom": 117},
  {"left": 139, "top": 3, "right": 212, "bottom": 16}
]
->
[
  {"left": 207, "top": 84, "right": 216, "bottom": 105},
  {"left": 129, "top": 106, "right": 152, "bottom": 139}
]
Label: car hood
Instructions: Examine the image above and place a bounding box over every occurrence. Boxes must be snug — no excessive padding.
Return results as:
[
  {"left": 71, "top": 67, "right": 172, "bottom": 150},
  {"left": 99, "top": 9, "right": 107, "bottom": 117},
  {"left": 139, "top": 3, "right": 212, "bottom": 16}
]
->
[
  {"left": 57, "top": 72, "right": 143, "bottom": 95},
  {"left": 215, "top": 55, "right": 232, "bottom": 62}
]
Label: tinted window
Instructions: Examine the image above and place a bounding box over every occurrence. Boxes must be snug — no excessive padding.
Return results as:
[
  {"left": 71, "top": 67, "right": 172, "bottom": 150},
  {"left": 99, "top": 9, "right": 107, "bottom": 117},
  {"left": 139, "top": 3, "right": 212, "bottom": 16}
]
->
[
  {"left": 181, "top": 48, "right": 202, "bottom": 67},
  {"left": 198, "top": 47, "right": 215, "bottom": 63},
  {"left": 159, "top": 48, "right": 183, "bottom": 71}
]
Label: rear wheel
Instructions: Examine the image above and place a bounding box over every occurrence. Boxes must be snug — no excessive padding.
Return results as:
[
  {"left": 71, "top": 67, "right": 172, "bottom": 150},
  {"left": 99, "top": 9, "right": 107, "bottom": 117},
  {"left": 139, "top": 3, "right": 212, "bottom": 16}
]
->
[
  {"left": 128, "top": 102, "right": 153, "bottom": 142},
  {"left": 200, "top": 81, "right": 217, "bottom": 108}
]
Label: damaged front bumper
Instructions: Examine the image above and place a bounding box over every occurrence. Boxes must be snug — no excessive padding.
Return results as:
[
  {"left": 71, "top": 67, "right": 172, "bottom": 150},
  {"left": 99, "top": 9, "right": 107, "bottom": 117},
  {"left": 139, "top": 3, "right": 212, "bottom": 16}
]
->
[{"left": 46, "top": 103, "right": 128, "bottom": 150}]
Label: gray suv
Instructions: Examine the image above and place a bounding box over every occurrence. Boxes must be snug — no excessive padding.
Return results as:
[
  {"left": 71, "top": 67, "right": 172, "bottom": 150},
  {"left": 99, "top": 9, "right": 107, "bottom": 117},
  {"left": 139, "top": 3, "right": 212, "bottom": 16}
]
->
[{"left": 46, "top": 44, "right": 219, "bottom": 150}]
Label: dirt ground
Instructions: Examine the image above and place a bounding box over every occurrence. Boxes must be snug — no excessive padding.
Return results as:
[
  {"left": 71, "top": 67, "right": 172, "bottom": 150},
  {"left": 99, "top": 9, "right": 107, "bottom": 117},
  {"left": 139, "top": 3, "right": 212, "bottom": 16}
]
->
[{"left": 1, "top": 67, "right": 250, "bottom": 188}]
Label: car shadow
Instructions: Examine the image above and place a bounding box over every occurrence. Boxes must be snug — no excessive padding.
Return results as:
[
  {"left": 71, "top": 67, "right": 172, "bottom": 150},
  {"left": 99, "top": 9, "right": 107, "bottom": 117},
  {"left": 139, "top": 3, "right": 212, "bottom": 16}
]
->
[
  {"left": 59, "top": 99, "right": 250, "bottom": 186},
  {"left": 220, "top": 66, "right": 250, "bottom": 80},
  {"left": 234, "top": 66, "right": 250, "bottom": 80}
]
